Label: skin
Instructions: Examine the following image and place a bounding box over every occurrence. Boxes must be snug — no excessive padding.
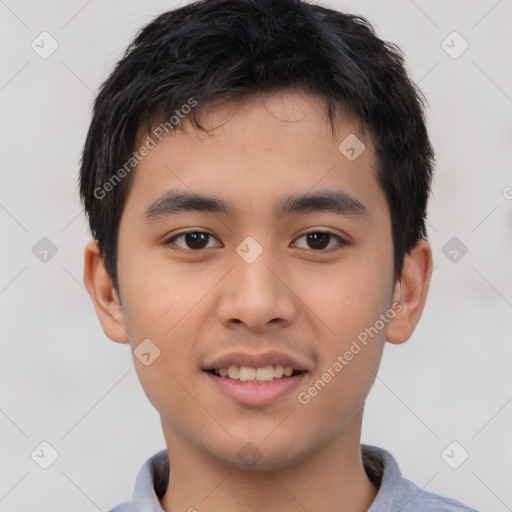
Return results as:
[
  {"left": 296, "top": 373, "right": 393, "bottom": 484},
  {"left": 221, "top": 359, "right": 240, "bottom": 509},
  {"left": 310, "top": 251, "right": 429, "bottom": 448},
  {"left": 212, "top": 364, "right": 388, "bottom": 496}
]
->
[{"left": 84, "top": 90, "right": 432, "bottom": 512}]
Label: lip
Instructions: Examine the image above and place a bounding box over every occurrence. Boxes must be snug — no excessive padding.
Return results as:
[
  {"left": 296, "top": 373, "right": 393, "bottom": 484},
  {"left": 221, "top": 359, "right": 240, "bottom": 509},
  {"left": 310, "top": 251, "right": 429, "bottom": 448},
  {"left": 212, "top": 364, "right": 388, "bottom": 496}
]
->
[
  {"left": 203, "top": 350, "right": 311, "bottom": 372},
  {"left": 204, "top": 370, "right": 308, "bottom": 406}
]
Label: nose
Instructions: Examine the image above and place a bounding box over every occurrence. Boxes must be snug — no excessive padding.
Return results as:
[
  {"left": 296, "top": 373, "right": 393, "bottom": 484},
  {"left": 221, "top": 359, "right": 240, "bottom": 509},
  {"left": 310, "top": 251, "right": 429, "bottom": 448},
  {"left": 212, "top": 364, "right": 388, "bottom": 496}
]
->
[{"left": 215, "top": 248, "right": 297, "bottom": 332}]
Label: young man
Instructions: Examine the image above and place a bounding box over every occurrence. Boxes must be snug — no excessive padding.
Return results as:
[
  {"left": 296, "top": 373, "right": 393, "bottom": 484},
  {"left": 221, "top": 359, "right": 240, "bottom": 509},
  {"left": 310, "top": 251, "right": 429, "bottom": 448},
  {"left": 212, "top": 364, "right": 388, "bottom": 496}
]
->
[{"left": 80, "top": 0, "right": 478, "bottom": 510}]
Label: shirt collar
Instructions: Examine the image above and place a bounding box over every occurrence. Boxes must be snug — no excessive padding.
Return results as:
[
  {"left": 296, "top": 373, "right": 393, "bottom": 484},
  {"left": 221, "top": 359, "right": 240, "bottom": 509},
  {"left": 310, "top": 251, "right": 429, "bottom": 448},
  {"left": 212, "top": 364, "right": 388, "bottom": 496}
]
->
[{"left": 131, "top": 448, "right": 169, "bottom": 511}]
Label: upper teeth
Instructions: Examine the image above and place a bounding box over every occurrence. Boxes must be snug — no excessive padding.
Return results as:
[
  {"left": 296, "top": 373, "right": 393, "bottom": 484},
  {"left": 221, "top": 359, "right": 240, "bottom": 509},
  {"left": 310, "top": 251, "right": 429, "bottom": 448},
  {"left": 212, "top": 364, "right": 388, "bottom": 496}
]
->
[{"left": 215, "top": 365, "right": 296, "bottom": 382}]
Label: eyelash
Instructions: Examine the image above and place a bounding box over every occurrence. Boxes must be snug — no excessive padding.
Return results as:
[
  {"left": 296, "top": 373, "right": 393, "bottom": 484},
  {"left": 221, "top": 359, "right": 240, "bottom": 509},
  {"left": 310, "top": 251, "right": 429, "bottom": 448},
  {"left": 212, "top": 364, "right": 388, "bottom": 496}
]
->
[{"left": 163, "top": 230, "right": 348, "bottom": 253}]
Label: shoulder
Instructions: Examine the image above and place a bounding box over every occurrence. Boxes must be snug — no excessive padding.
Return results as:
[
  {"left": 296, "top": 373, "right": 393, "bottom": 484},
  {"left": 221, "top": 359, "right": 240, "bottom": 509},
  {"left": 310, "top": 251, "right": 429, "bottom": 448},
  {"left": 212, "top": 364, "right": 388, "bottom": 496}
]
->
[
  {"left": 362, "top": 444, "right": 480, "bottom": 512},
  {"left": 106, "top": 502, "right": 132, "bottom": 512},
  {"left": 404, "top": 485, "right": 480, "bottom": 512},
  {"left": 399, "top": 477, "right": 480, "bottom": 512}
]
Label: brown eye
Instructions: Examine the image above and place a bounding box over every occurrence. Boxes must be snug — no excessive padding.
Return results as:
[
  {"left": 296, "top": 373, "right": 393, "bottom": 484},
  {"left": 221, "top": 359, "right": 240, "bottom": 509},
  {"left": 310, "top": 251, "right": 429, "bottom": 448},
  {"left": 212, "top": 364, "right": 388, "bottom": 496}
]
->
[
  {"left": 292, "top": 231, "right": 346, "bottom": 252},
  {"left": 306, "top": 232, "right": 331, "bottom": 250},
  {"left": 183, "top": 232, "right": 210, "bottom": 249},
  {"left": 165, "top": 231, "right": 221, "bottom": 251}
]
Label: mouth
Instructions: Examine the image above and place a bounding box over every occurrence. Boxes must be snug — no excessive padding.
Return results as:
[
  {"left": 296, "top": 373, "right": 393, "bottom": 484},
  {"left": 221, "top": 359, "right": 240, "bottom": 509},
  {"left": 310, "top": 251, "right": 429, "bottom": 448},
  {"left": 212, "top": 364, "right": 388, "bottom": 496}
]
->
[
  {"left": 204, "top": 365, "right": 307, "bottom": 383},
  {"left": 203, "top": 365, "right": 309, "bottom": 406},
  {"left": 202, "top": 350, "right": 312, "bottom": 406}
]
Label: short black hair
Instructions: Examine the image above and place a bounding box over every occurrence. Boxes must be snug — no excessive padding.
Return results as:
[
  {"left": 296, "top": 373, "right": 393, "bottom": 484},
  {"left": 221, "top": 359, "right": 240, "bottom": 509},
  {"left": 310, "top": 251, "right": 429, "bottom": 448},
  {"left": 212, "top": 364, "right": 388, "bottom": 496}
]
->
[{"left": 79, "top": 0, "right": 434, "bottom": 296}]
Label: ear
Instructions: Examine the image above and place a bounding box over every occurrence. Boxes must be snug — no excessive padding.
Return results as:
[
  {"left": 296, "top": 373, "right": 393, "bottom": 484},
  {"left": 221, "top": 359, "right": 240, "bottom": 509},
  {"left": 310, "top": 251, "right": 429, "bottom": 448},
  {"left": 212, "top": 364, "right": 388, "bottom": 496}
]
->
[
  {"left": 83, "top": 239, "right": 130, "bottom": 344},
  {"left": 386, "top": 239, "right": 433, "bottom": 345}
]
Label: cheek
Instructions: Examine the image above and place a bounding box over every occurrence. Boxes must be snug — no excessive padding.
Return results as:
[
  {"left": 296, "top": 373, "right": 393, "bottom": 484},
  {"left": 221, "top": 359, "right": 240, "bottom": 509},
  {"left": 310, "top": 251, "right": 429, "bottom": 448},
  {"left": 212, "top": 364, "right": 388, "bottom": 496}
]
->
[
  {"left": 117, "top": 250, "right": 196, "bottom": 339},
  {"left": 297, "top": 272, "right": 389, "bottom": 412},
  {"left": 118, "top": 253, "right": 215, "bottom": 390},
  {"left": 297, "top": 260, "right": 393, "bottom": 341}
]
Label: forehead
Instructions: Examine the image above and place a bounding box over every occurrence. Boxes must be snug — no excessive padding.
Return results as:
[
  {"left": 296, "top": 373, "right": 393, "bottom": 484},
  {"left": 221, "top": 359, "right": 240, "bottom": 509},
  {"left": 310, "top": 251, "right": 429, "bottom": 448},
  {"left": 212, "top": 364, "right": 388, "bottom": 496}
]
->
[{"left": 123, "top": 90, "right": 384, "bottom": 221}]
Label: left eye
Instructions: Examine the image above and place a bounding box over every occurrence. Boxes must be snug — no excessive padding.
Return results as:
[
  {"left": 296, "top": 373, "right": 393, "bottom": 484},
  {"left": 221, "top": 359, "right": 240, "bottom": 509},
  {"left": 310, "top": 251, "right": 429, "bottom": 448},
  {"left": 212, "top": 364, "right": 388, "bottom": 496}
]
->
[{"left": 292, "top": 231, "right": 345, "bottom": 251}]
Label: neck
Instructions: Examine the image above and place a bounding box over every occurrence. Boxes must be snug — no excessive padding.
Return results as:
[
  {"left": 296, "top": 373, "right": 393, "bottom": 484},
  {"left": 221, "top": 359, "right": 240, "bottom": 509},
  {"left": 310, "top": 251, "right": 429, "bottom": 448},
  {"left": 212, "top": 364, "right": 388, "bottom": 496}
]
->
[{"left": 158, "top": 411, "right": 378, "bottom": 512}]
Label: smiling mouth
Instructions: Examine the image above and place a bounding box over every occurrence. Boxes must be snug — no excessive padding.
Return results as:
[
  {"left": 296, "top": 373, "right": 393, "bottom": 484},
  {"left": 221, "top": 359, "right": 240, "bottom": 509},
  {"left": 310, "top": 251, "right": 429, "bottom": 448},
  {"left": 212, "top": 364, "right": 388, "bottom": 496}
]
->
[{"left": 205, "top": 365, "right": 307, "bottom": 383}]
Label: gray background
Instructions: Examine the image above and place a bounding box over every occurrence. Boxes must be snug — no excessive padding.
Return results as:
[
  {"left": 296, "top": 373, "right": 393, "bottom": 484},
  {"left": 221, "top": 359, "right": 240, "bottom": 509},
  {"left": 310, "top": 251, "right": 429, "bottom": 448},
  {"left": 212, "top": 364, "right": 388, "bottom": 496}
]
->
[{"left": 1, "top": 0, "right": 511, "bottom": 510}]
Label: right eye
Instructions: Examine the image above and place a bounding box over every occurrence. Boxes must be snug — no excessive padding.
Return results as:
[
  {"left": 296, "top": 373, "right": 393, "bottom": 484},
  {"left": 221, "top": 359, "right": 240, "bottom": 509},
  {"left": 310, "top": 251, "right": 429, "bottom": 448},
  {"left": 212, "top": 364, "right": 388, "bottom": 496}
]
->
[{"left": 163, "top": 231, "right": 222, "bottom": 251}]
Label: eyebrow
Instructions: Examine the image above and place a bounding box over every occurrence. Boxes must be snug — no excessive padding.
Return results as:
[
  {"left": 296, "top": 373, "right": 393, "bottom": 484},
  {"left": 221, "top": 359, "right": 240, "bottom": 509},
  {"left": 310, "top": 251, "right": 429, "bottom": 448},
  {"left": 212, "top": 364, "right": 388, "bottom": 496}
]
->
[{"left": 141, "top": 188, "right": 368, "bottom": 223}]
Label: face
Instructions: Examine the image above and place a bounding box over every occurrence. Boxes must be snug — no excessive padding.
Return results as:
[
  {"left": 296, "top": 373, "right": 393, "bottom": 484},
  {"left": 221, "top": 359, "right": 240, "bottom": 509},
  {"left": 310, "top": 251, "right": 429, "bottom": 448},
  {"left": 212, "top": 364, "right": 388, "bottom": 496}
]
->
[{"left": 113, "top": 91, "right": 399, "bottom": 470}]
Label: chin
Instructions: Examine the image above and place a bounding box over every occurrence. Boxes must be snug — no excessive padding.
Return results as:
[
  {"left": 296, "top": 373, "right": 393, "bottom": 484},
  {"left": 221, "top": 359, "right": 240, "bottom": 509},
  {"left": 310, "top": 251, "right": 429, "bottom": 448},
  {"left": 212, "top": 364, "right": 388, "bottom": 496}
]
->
[{"left": 206, "top": 436, "right": 316, "bottom": 473}]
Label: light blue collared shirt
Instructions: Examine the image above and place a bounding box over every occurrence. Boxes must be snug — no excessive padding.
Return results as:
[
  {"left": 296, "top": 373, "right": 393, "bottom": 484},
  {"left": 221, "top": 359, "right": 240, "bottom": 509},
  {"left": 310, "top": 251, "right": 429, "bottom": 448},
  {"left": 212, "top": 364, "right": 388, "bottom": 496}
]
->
[{"left": 108, "top": 444, "right": 479, "bottom": 511}]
